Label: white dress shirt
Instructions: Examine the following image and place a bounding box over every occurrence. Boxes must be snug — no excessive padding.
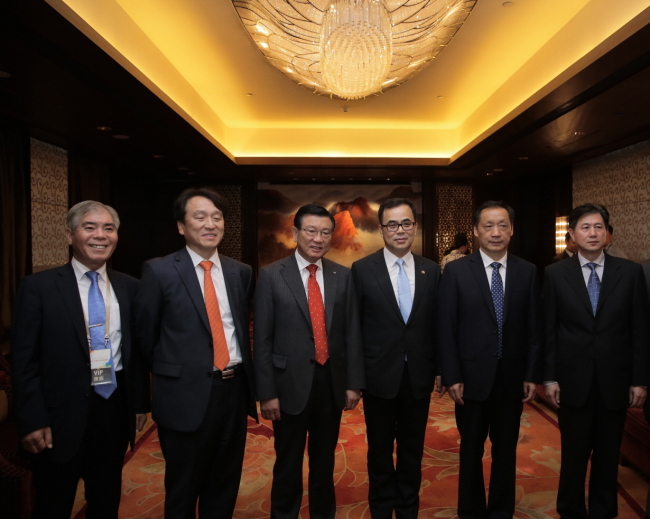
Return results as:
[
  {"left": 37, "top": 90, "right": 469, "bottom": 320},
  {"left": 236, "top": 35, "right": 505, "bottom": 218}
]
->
[
  {"left": 71, "top": 257, "right": 123, "bottom": 371},
  {"left": 295, "top": 250, "right": 325, "bottom": 305},
  {"left": 383, "top": 248, "right": 415, "bottom": 305},
  {"left": 479, "top": 249, "right": 508, "bottom": 292},
  {"left": 578, "top": 250, "right": 605, "bottom": 285},
  {"left": 186, "top": 246, "right": 242, "bottom": 367}
]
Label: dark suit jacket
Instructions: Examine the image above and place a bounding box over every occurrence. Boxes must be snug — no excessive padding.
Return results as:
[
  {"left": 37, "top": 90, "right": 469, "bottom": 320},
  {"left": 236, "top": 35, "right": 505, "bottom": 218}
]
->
[
  {"left": 351, "top": 250, "right": 439, "bottom": 400},
  {"left": 437, "top": 251, "right": 542, "bottom": 401},
  {"left": 544, "top": 253, "right": 650, "bottom": 410},
  {"left": 134, "top": 248, "right": 256, "bottom": 432},
  {"left": 12, "top": 262, "right": 147, "bottom": 463},
  {"left": 551, "top": 250, "right": 571, "bottom": 264},
  {"left": 253, "top": 253, "right": 365, "bottom": 415}
]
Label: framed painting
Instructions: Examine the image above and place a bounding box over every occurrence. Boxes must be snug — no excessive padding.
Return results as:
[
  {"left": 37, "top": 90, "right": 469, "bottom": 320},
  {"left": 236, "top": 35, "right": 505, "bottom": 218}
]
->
[{"left": 257, "top": 182, "right": 423, "bottom": 268}]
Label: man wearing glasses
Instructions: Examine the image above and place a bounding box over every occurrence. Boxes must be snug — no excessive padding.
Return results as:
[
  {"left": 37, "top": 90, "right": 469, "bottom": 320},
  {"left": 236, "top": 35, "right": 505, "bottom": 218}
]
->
[
  {"left": 254, "top": 203, "right": 365, "bottom": 519},
  {"left": 351, "top": 198, "right": 441, "bottom": 519}
]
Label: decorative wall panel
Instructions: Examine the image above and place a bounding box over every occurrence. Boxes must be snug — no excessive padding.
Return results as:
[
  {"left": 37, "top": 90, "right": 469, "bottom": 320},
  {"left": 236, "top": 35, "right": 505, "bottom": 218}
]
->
[
  {"left": 573, "top": 139, "right": 650, "bottom": 262},
  {"left": 216, "top": 184, "right": 243, "bottom": 262},
  {"left": 31, "top": 138, "right": 68, "bottom": 271},
  {"left": 436, "top": 184, "right": 473, "bottom": 263}
]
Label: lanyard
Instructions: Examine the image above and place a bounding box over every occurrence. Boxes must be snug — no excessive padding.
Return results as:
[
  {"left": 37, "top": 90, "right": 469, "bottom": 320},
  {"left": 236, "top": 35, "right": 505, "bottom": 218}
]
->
[{"left": 85, "top": 273, "right": 112, "bottom": 349}]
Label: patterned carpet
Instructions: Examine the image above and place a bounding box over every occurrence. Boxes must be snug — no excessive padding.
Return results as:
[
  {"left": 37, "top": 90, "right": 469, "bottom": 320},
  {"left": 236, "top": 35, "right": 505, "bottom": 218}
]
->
[{"left": 74, "top": 394, "right": 647, "bottom": 519}]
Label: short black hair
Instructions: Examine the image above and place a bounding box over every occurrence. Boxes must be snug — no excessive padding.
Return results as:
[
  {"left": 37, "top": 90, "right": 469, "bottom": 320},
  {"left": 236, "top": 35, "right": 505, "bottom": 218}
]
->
[
  {"left": 378, "top": 198, "right": 417, "bottom": 225},
  {"left": 565, "top": 231, "right": 571, "bottom": 243},
  {"left": 568, "top": 203, "right": 609, "bottom": 231},
  {"left": 453, "top": 232, "right": 468, "bottom": 249},
  {"left": 173, "top": 187, "right": 228, "bottom": 223},
  {"left": 293, "top": 204, "right": 335, "bottom": 230},
  {"left": 473, "top": 201, "right": 515, "bottom": 227},
  {"left": 607, "top": 224, "right": 614, "bottom": 234}
]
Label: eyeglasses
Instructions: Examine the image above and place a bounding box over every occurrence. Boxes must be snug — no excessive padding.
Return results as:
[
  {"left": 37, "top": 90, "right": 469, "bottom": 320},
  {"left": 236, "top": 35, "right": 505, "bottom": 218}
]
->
[
  {"left": 381, "top": 220, "right": 416, "bottom": 232},
  {"left": 300, "top": 228, "right": 333, "bottom": 238}
]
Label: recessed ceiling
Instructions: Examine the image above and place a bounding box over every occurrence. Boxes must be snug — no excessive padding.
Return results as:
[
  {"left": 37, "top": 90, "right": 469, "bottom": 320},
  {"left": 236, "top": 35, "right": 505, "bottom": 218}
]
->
[{"left": 46, "top": 0, "right": 650, "bottom": 164}]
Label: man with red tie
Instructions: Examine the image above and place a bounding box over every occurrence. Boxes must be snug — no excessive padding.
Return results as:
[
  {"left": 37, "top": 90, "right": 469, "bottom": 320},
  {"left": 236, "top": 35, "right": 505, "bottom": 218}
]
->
[
  {"left": 134, "top": 188, "right": 256, "bottom": 519},
  {"left": 254, "top": 203, "right": 365, "bottom": 519}
]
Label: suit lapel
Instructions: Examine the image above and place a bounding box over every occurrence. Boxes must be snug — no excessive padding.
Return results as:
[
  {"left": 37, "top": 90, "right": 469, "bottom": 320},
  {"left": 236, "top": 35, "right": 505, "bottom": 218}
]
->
[
  {"left": 56, "top": 263, "right": 90, "bottom": 358},
  {"left": 322, "top": 259, "right": 338, "bottom": 334},
  {"left": 280, "top": 254, "right": 311, "bottom": 325},
  {"left": 597, "top": 254, "right": 622, "bottom": 315},
  {"left": 468, "top": 252, "right": 497, "bottom": 323},
  {"left": 369, "top": 251, "right": 403, "bottom": 322},
  {"left": 562, "top": 255, "right": 594, "bottom": 316},
  {"left": 410, "top": 255, "right": 428, "bottom": 325},
  {"left": 174, "top": 249, "right": 211, "bottom": 334}
]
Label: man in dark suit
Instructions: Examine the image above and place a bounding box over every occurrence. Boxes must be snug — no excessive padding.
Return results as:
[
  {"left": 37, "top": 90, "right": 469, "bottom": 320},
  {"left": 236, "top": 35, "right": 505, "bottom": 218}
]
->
[
  {"left": 12, "top": 200, "right": 148, "bottom": 519},
  {"left": 544, "top": 203, "right": 649, "bottom": 519},
  {"left": 438, "top": 200, "right": 542, "bottom": 519},
  {"left": 134, "top": 187, "right": 256, "bottom": 519},
  {"left": 640, "top": 258, "right": 650, "bottom": 519},
  {"left": 551, "top": 231, "right": 578, "bottom": 263},
  {"left": 254, "top": 203, "right": 365, "bottom": 519},
  {"left": 351, "top": 197, "right": 441, "bottom": 519}
]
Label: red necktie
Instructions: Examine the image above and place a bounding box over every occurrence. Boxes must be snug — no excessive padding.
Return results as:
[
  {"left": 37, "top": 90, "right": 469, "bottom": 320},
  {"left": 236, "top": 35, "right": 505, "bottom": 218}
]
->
[
  {"left": 199, "top": 261, "right": 230, "bottom": 371},
  {"left": 307, "top": 264, "right": 329, "bottom": 365}
]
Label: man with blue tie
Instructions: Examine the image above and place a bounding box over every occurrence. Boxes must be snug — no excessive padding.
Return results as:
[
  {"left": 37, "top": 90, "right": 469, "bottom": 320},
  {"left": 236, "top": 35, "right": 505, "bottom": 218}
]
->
[
  {"left": 438, "top": 201, "right": 542, "bottom": 519},
  {"left": 351, "top": 198, "right": 441, "bottom": 519},
  {"left": 544, "top": 203, "right": 649, "bottom": 519},
  {"left": 12, "top": 201, "right": 148, "bottom": 519}
]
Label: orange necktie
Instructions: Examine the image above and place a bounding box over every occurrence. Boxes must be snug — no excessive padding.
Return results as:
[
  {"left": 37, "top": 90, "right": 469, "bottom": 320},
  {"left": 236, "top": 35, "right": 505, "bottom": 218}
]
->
[
  {"left": 199, "top": 261, "right": 230, "bottom": 371},
  {"left": 306, "top": 264, "right": 329, "bottom": 365}
]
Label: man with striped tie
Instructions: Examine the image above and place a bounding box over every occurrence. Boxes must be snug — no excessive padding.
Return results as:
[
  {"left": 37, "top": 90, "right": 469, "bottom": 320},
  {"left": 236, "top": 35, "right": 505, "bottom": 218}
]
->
[
  {"left": 134, "top": 188, "right": 256, "bottom": 519},
  {"left": 12, "top": 200, "right": 148, "bottom": 519},
  {"left": 544, "top": 203, "right": 650, "bottom": 519}
]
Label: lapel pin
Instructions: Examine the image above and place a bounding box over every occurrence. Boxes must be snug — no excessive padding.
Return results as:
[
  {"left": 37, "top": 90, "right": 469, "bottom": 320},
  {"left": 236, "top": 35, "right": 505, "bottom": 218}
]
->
[{"left": 421, "top": 270, "right": 425, "bottom": 274}]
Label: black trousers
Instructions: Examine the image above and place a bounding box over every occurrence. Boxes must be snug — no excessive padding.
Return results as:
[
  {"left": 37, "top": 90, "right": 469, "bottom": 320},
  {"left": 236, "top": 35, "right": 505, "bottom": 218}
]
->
[
  {"left": 32, "top": 372, "right": 129, "bottom": 519},
  {"left": 158, "top": 371, "right": 248, "bottom": 519},
  {"left": 271, "top": 361, "right": 342, "bottom": 519},
  {"left": 455, "top": 366, "right": 523, "bottom": 519},
  {"left": 363, "top": 364, "right": 431, "bottom": 519},
  {"left": 556, "top": 381, "right": 627, "bottom": 519}
]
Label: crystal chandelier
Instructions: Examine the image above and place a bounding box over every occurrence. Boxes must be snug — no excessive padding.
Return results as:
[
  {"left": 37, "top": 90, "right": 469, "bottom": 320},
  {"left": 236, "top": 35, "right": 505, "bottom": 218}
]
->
[{"left": 232, "top": 0, "right": 477, "bottom": 101}]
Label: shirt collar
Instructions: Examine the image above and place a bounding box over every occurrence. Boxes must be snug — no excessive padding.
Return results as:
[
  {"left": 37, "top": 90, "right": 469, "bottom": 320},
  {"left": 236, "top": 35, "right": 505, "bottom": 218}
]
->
[
  {"left": 186, "top": 246, "right": 221, "bottom": 269},
  {"left": 577, "top": 251, "right": 605, "bottom": 267},
  {"left": 294, "top": 249, "right": 323, "bottom": 271},
  {"left": 479, "top": 248, "right": 508, "bottom": 269},
  {"left": 71, "top": 257, "right": 107, "bottom": 281},
  {"left": 383, "top": 247, "right": 414, "bottom": 268}
]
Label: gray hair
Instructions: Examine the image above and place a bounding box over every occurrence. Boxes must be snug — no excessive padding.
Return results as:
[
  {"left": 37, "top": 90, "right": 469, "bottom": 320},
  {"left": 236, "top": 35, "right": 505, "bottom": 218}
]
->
[{"left": 67, "top": 201, "right": 120, "bottom": 231}]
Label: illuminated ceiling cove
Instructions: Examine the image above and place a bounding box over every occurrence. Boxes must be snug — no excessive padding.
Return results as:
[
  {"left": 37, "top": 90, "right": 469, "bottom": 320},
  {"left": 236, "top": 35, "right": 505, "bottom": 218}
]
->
[{"left": 45, "top": 0, "right": 650, "bottom": 165}]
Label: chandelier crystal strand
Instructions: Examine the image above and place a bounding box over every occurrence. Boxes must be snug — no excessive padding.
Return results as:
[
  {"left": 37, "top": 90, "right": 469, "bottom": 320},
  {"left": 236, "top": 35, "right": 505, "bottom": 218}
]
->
[
  {"left": 233, "top": 0, "right": 477, "bottom": 100},
  {"left": 321, "top": 0, "right": 392, "bottom": 100}
]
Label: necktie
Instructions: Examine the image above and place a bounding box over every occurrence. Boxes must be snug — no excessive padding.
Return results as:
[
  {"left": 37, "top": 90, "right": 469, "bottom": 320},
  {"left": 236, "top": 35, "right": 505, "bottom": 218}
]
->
[
  {"left": 396, "top": 258, "right": 412, "bottom": 323},
  {"left": 490, "top": 262, "right": 504, "bottom": 359},
  {"left": 586, "top": 262, "right": 601, "bottom": 315},
  {"left": 85, "top": 271, "right": 117, "bottom": 398},
  {"left": 306, "top": 264, "right": 329, "bottom": 365},
  {"left": 199, "top": 261, "right": 230, "bottom": 371}
]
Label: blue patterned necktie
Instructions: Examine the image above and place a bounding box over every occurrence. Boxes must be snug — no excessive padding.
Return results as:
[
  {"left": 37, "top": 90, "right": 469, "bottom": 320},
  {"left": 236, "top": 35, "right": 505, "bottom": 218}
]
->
[
  {"left": 396, "top": 258, "right": 412, "bottom": 323},
  {"left": 586, "top": 262, "right": 601, "bottom": 316},
  {"left": 490, "top": 262, "right": 504, "bottom": 359},
  {"left": 86, "top": 271, "right": 117, "bottom": 398}
]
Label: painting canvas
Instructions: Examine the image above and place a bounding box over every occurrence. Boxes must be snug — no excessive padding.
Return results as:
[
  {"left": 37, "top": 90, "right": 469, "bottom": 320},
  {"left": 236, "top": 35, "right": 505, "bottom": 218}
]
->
[{"left": 257, "top": 182, "right": 423, "bottom": 268}]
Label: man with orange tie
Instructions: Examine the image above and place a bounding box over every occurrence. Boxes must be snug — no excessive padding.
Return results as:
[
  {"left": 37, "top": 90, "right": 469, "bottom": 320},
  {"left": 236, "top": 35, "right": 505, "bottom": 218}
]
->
[
  {"left": 254, "top": 203, "right": 365, "bottom": 519},
  {"left": 134, "top": 187, "right": 256, "bottom": 519}
]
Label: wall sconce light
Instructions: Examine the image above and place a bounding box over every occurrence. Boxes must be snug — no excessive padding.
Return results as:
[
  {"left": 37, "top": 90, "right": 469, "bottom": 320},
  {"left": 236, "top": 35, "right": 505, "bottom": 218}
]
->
[{"left": 555, "top": 216, "right": 568, "bottom": 253}]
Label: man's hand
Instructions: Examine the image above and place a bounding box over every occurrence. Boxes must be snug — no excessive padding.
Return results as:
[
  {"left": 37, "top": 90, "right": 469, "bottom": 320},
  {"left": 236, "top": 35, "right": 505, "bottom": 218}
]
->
[
  {"left": 345, "top": 389, "right": 361, "bottom": 410},
  {"left": 522, "top": 382, "right": 537, "bottom": 403},
  {"left": 21, "top": 427, "right": 53, "bottom": 454},
  {"left": 629, "top": 386, "right": 647, "bottom": 408},
  {"left": 545, "top": 383, "right": 561, "bottom": 409},
  {"left": 136, "top": 414, "right": 148, "bottom": 433},
  {"left": 449, "top": 383, "right": 464, "bottom": 405},
  {"left": 261, "top": 398, "right": 281, "bottom": 421},
  {"left": 435, "top": 376, "right": 448, "bottom": 398}
]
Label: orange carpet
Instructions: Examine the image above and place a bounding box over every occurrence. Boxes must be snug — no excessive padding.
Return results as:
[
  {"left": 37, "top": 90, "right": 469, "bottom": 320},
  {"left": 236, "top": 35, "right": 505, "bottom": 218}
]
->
[{"left": 74, "top": 395, "right": 647, "bottom": 519}]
